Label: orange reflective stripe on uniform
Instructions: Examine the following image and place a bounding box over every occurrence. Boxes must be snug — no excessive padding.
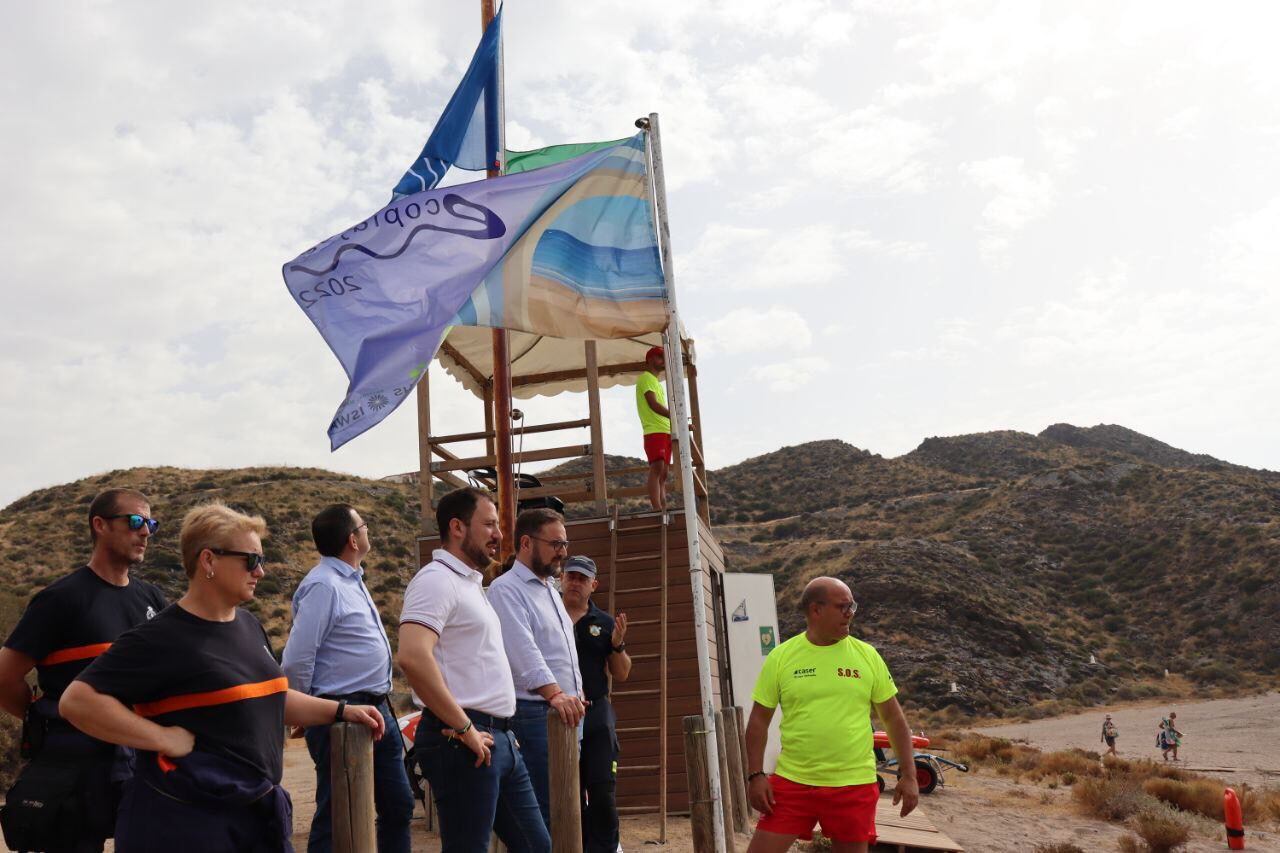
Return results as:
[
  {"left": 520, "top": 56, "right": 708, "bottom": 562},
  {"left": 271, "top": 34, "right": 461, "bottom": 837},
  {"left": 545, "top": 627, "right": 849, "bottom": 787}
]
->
[
  {"left": 134, "top": 676, "right": 289, "bottom": 717},
  {"left": 39, "top": 642, "right": 113, "bottom": 666}
]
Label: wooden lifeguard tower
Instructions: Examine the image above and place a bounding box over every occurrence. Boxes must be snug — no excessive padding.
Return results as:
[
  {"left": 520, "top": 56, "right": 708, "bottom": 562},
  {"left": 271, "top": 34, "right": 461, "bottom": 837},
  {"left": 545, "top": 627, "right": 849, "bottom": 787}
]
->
[{"left": 413, "top": 323, "right": 732, "bottom": 828}]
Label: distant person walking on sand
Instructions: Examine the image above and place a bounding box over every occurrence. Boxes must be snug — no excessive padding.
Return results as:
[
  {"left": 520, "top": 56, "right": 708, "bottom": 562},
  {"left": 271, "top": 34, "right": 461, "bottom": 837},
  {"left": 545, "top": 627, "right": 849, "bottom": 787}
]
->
[
  {"left": 635, "top": 345, "right": 672, "bottom": 511},
  {"left": 744, "top": 576, "right": 919, "bottom": 853},
  {"left": 1101, "top": 714, "right": 1118, "bottom": 756},
  {"left": 1158, "top": 712, "right": 1183, "bottom": 761}
]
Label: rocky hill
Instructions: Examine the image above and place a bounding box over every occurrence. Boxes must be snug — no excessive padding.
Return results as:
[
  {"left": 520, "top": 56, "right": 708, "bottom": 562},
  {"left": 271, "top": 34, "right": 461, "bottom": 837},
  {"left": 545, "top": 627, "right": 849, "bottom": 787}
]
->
[
  {"left": 712, "top": 428, "right": 1280, "bottom": 720},
  {"left": 0, "top": 424, "right": 1276, "bottom": 742}
]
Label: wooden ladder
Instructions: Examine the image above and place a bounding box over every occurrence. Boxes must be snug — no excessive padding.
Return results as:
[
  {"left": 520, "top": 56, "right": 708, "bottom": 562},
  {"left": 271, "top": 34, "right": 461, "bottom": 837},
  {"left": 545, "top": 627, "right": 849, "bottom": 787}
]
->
[{"left": 607, "top": 505, "right": 669, "bottom": 843}]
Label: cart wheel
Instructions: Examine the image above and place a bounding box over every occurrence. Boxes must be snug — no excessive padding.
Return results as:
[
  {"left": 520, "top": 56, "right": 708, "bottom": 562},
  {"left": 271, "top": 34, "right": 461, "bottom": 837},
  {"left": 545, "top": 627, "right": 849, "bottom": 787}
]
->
[
  {"left": 404, "top": 749, "right": 428, "bottom": 805},
  {"left": 914, "top": 760, "right": 938, "bottom": 794},
  {"left": 877, "top": 775, "right": 886, "bottom": 795}
]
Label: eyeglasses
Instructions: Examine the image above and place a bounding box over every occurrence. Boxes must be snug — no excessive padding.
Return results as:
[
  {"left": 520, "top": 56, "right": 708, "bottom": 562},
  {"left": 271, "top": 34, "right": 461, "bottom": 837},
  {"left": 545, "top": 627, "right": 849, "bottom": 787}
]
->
[
  {"left": 104, "top": 514, "right": 159, "bottom": 534},
  {"left": 209, "top": 548, "right": 266, "bottom": 572},
  {"left": 825, "top": 600, "right": 858, "bottom": 616},
  {"left": 530, "top": 535, "right": 570, "bottom": 551}
]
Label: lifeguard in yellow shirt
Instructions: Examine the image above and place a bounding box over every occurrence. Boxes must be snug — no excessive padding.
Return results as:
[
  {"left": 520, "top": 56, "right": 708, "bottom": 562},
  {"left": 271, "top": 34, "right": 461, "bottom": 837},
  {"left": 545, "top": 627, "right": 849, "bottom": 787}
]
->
[
  {"left": 744, "top": 576, "right": 919, "bottom": 853},
  {"left": 635, "top": 346, "right": 671, "bottom": 511}
]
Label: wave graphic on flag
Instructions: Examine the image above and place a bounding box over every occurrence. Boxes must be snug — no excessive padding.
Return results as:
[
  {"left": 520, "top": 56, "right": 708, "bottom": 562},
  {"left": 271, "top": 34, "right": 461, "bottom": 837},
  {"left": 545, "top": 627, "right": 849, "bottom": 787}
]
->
[
  {"left": 282, "top": 133, "right": 666, "bottom": 450},
  {"left": 449, "top": 134, "right": 666, "bottom": 340}
]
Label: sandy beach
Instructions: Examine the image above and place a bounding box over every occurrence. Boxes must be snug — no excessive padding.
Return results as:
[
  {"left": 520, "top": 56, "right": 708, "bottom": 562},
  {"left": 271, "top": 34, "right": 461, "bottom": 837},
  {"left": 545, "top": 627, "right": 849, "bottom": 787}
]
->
[
  {"left": 281, "top": 691, "right": 1280, "bottom": 850},
  {"left": 974, "top": 691, "right": 1280, "bottom": 789}
]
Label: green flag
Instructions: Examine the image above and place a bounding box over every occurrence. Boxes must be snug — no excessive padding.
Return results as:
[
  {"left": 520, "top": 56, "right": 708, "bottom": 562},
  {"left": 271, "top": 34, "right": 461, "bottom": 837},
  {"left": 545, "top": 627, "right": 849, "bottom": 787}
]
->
[{"left": 505, "top": 138, "right": 631, "bottom": 174}]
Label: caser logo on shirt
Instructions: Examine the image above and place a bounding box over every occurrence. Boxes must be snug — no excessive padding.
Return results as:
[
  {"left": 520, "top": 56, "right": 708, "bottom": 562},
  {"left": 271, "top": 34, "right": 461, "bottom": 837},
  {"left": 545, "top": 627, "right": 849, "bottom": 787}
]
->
[{"left": 792, "top": 667, "right": 817, "bottom": 678}]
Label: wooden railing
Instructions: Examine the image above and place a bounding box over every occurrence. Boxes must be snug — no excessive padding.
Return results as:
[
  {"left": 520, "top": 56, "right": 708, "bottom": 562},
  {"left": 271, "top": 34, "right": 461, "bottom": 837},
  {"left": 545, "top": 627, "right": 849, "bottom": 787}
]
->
[{"left": 424, "top": 415, "right": 709, "bottom": 520}]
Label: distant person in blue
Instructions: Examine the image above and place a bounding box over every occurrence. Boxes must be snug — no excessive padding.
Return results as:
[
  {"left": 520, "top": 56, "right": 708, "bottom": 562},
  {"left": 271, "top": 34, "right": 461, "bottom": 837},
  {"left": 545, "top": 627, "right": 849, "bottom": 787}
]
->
[
  {"left": 488, "top": 508, "right": 587, "bottom": 833},
  {"left": 282, "top": 504, "right": 414, "bottom": 853}
]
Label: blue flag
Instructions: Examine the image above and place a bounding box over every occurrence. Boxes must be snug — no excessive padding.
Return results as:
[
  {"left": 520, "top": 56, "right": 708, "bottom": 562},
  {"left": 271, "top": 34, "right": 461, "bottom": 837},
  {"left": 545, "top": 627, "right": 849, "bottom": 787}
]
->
[
  {"left": 283, "top": 135, "right": 667, "bottom": 450},
  {"left": 391, "top": 9, "right": 501, "bottom": 199}
]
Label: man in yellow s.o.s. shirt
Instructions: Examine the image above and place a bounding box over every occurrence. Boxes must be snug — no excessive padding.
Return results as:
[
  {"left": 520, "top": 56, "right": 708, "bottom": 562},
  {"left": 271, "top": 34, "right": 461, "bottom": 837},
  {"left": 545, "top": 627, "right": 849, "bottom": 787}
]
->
[
  {"left": 744, "top": 577, "right": 919, "bottom": 853},
  {"left": 634, "top": 346, "right": 671, "bottom": 511}
]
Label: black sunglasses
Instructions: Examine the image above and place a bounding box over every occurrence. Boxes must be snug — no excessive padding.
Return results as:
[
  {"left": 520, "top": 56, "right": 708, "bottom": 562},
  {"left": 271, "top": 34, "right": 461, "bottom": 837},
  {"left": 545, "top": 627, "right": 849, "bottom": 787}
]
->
[
  {"left": 104, "top": 514, "right": 159, "bottom": 534},
  {"left": 209, "top": 548, "right": 266, "bottom": 572}
]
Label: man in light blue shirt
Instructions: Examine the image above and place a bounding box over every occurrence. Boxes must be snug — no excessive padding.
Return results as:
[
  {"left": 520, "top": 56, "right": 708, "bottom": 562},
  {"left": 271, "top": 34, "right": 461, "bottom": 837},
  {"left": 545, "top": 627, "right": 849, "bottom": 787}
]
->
[
  {"left": 282, "top": 504, "right": 414, "bottom": 853},
  {"left": 487, "top": 508, "right": 587, "bottom": 832}
]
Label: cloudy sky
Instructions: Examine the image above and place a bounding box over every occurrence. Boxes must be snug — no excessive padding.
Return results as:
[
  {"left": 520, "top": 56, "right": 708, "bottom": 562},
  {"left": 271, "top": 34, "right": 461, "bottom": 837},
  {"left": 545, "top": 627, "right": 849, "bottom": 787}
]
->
[{"left": 3, "top": 0, "right": 1278, "bottom": 507}]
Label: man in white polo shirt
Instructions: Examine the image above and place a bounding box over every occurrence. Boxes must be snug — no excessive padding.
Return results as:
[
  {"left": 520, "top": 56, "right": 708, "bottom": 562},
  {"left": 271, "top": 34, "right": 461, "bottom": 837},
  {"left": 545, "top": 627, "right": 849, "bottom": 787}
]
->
[{"left": 397, "top": 488, "right": 551, "bottom": 853}]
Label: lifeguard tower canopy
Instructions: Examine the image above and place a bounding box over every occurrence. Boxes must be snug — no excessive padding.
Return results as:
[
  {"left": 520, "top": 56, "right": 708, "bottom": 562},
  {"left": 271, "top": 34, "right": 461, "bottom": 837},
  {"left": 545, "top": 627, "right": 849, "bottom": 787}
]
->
[
  {"left": 415, "top": 324, "right": 728, "bottom": 822},
  {"left": 437, "top": 325, "right": 692, "bottom": 399}
]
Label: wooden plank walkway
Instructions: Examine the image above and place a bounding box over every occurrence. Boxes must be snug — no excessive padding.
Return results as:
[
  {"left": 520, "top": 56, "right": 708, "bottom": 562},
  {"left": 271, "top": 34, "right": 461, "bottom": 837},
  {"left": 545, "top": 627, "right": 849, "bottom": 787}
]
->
[{"left": 872, "top": 794, "right": 964, "bottom": 852}]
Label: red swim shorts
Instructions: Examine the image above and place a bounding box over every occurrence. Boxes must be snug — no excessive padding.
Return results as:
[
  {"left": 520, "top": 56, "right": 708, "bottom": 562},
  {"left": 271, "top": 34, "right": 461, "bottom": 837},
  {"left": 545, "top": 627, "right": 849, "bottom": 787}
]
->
[
  {"left": 754, "top": 775, "right": 879, "bottom": 843},
  {"left": 643, "top": 432, "right": 672, "bottom": 464}
]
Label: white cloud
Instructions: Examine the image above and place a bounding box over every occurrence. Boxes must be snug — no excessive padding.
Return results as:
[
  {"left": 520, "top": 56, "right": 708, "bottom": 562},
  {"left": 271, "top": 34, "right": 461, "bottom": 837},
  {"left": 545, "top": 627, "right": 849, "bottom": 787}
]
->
[
  {"left": 749, "top": 357, "right": 831, "bottom": 392},
  {"left": 703, "top": 308, "right": 813, "bottom": 355},
  {"left": 3, "top": 0, "right": 1280, "bottom": 507}
]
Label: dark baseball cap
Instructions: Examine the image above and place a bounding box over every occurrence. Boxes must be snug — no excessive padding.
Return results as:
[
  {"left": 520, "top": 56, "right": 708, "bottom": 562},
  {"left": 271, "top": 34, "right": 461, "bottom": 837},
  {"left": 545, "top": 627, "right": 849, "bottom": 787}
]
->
[{"left": 564, "top": 556, "right": 598, "bottom": 579}]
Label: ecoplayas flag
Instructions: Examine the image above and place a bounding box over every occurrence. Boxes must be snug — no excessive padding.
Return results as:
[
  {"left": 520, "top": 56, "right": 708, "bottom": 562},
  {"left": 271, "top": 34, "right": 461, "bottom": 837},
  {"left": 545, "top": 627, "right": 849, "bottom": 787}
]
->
[
  {"left": 390, "top": 8, "right": 501, "bottom": 198},
  {"left": 282, "top": 134, "right": 667, "bottom": 450}
]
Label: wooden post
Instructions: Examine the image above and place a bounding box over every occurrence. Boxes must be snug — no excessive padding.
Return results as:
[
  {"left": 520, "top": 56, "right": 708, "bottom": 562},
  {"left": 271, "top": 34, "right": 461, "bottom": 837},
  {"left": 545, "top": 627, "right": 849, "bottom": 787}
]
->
[
  {"left": 734, "top": 705, "right": 751, "bottom": 820},
  {"left": 548, "top": 710, "right": 583, "bottom": 853},
  {"left": 585, "top": 341, "right": 608, "bottom": 515},
  {"left": 484, "top": 379, "right": 496, "bottom": 457},
  {"left": 687, "top": 361, "right": 710, "bottom": 525},
  {"left": 683, "top": 715, "right": 716, "bottom": 853},
  {"left": 718, "top": 709, "right": 749, "bottom": 834},
  {"left": 416, "top": 372, "right": 434, "bottom": 534},
  {"left": 330, "top": 723, "right": 376, "bottom": 853},
  {"left": 714, "top": 712, "right": 738, "bottom": 852}
]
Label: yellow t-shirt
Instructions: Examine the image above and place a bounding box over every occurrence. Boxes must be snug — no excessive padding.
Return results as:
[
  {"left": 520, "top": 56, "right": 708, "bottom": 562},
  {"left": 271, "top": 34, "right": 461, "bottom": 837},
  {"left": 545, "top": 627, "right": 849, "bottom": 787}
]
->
[
  {"left": 635, "top": 371, "right": 670, "bottom": 435},
  {"left": 751, "top": 633, "right": 898, "bottom": 786}
]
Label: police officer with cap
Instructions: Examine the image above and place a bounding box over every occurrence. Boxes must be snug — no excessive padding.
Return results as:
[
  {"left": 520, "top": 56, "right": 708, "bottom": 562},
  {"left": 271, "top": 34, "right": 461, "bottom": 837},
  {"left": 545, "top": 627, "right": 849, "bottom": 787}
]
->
[{"left": 560, "top": 556, "right": 631, "bottom": 853}]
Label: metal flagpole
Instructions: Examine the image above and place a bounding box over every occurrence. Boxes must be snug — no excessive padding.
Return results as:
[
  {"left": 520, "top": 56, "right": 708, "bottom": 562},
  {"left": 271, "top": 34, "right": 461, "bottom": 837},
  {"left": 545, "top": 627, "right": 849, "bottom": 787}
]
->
[
  {"left": 481, "top": 0, "right": 517, "bottom": 554},
  {"left": 641, "top": 111, "right": 727, "bottom": 853}
]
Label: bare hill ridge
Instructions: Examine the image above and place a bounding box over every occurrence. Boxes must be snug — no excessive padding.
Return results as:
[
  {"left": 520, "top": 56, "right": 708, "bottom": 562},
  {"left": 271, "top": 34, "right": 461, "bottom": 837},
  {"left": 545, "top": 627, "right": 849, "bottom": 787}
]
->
[{"left": 1, "top": 424, "right": 1276, "bottom": 727}]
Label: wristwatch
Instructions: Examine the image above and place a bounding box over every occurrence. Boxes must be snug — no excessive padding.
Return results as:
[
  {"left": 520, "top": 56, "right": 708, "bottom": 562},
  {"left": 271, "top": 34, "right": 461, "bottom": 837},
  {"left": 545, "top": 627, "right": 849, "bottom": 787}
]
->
[{"left": 611, "top": 642, "right": 627, "bottom": 653}]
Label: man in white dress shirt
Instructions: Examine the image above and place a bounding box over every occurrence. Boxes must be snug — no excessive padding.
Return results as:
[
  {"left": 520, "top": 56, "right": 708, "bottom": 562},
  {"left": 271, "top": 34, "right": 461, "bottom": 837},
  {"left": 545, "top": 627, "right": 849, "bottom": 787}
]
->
[
  {"left": 487, "top": 508, "right": 587, "bottom": 832},
  {"left": 397, "top": 488, "right": 550, "bottom": 853}
]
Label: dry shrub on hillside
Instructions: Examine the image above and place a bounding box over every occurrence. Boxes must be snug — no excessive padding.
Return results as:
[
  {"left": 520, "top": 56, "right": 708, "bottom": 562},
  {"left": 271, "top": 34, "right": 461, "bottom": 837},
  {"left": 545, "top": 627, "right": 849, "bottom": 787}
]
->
[
  {"left": 1027, "top": 748, "right": 1105, "bottom": 782},
  {"left": 1115, "top": 804, "right": 1191, "bottom": 852},
  {"left": 0, "top": 716, "right": 20, "bottom": 790},
  {"left": 1104, "top": 755, "right": 1192, "bottom": 782},
  {"left": 1143, "top": 777, "right": 1225, "bottom": 821},
  {"left": 952, "top": 734, "right": 1103, "bottom": 783},
  {"left": 951, "top": 734, "right": 1037, "bottom": 769},
  {"left": 1072, "top": 776, "right": 1146, "bottom": 821},
  {"left": 1145, "top": 777, "right": 1280, "bottom": 825}
]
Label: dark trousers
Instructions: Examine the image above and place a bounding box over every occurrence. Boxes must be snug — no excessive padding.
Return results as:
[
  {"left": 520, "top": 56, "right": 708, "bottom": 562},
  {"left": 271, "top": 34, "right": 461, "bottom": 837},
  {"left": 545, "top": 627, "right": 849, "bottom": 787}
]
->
[
  {"left": 304, "top": 699, "right": 414, "bottom": 853},
  {"left": 511, "top": 699, "right": 553, "bottom": 832},
  {"left": 113, "top": 774, "right": 292, "bottom": 853},
  {"left": 416, "top": 710, "right": 550, "bottom": 853},
  {"left": 580, "top": 699, "right": 619, "bottom": 853}
]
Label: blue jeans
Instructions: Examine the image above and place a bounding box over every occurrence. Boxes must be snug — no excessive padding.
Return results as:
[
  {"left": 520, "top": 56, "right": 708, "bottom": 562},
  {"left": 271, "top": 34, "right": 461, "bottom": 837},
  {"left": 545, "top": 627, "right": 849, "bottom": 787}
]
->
[
  {"left": 511, "top": 699, "right": 553, "bottom": 832},
  {"left": 415, "top": 712, "right": 550, "bottom": 853},
  {"left": 304, "top": 701, "right": 414, "bottom": 853}
]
